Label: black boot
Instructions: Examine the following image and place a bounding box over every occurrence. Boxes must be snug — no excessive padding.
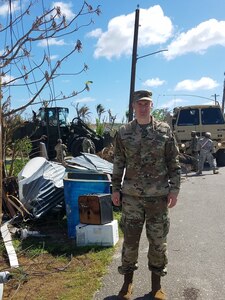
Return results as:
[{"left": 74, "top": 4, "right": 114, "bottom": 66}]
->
[
  {"left": 150, "top": 272, "right": 166, "bottom": 300},
  {"left": 118, "top": 272, "right": 133, "bottom": 300}
]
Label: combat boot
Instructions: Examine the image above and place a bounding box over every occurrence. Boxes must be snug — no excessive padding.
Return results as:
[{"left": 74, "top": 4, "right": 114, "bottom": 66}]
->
[
  {"left": 118, "top": 272, "right": 134, "bottom": 300},
  {"left": 150, "top": 272, "right": 166, "bottom": 300}
]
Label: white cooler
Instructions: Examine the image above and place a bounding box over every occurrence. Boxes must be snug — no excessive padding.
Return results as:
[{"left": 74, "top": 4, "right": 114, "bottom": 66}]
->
[{"left": 76, "top": 219, "right": 119, "bottom": 247}]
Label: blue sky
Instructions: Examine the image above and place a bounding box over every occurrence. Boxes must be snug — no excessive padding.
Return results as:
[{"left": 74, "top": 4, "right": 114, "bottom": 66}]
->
[{"left": 1, "top": 0, "right": 225, "bottom": 122}]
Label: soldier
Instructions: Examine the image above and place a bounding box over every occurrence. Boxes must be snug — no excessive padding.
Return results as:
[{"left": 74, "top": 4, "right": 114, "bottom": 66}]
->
[
  {"left": 82, "top": 134, "right": 96, "bottom": 154},
  {"left": 196, "top": 132, "right": 218, "bottom": 175},
  {"left": 54, "top": 139, "right": 67, "bottom": 163},
  {"left": 112, "top": 90, "right": 181, "bottom": 300},
  {"left": 190, "top": 131, "right": 199, "bottom": 171}
]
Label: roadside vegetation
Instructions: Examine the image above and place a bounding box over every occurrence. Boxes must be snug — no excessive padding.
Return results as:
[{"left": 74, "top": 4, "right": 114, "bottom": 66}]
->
[{"left": 1, "top": 211, "right": 122, "bottom": 300}]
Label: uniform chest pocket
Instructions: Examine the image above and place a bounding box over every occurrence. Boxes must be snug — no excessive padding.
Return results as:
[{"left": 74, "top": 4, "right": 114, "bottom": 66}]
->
[
  {"left": 144, "top": 133, "right": 167, "bottom": 156},
  {"left": 121, "top": 135, "right": 141, "bottom": 155}
]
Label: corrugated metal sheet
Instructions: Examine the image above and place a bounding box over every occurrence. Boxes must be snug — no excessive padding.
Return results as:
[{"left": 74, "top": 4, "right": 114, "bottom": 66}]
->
[
  {"left": 17, "top": 154, "right": 112, "bottom": 220},
  {"left": 18, "top": 157, "right": 65, "bottom": 219},
  {"left": 66, "top": 153, "right": 113, "bottom": 174}
]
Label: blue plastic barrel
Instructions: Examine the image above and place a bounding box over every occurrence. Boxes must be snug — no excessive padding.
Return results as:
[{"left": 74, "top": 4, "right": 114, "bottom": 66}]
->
[{"left": 63, "top": 172, "right": 111, "bottom": 238}]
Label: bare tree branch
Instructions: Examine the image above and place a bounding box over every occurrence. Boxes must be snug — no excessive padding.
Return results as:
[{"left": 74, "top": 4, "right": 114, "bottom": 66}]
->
[{"left": 1, "top": 1, "right": 101, "bottom": 117}]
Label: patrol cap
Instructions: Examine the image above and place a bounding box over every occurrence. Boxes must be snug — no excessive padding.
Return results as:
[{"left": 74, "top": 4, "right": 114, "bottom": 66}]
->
[{"left": 133, "top": 90, "right": 152, "bottom": 102}]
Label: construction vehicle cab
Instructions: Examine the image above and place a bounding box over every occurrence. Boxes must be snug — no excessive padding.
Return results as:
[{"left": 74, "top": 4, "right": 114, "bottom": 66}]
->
[
  {"left": 171, "top": 104, "right": 225, "bottom": 166},
  {"left": 13, "top": 106, "right": 112, "bottom": 160},
  {"left": 37, "top": 107, "right": 70, "bottom": 127}
]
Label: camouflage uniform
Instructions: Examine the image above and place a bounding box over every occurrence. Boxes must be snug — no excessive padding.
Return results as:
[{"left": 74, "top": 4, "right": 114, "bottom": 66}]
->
[
  {"left": 190, "top": 131, "right": 199, "bottom": 171},
  {"left": 54, "top": 140, "right": 67, "bottom": 163},
  {"left": 82, "top": 137, "right": 96, "bottom": 154},
  {"left": 112, "top": 118, "right": 181, "bottom": 276},
  {"left": 197, "top": 136, "right": 216, "bottom": 173}
]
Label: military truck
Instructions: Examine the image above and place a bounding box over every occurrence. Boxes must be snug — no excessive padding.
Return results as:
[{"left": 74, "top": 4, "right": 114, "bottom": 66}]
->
[
  {"left": 13, "top": 106, "right": 112, "bottom": 159},
  {"left": 170, "top": 104, "right": 225, "bottom": 166}
]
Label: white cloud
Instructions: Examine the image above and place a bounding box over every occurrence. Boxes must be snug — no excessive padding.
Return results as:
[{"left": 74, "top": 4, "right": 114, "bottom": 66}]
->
[
  {"left": 0, "top": 1, "right": 20, "bottom": 17},
  {"left": 159, "top": 98, "right": 187, "bottom": 109},
  {"left": 75, "top": 97, "right": 95, "bottom": 103},
  {"left": 164, "top": 19, "right": 225, "bottom": 60},
  {"left": 37, "top": 38, "right": 66, "bottom": 47},
  {"left": 175, "top": 77, "right": 219, "bottom": 91},
  {"left": 143, "top": 77, "right": 165, "bottom": 87},
  {"left": 50, "top": 54, "right": 59, "bottom": 60},
  {"left": 90, "top": 5, "right": 173, "bottom": 59},
  {"left": 86, "top": 28, "right": 103, "bottom": 38},
  {"left": 52, "top": 2, "right": 75, "bottom": 20},
  {"left": 2, "top": 74, "right": 16, "bottom": 84}
]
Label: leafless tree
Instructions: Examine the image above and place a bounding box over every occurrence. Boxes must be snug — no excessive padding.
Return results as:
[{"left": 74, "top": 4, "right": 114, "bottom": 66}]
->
[
  {"left": 0, "top": 1, "right": 101, "bottom": 117},
  {"left": 107, "top": 108, "right": 117, "bottom": 129}
]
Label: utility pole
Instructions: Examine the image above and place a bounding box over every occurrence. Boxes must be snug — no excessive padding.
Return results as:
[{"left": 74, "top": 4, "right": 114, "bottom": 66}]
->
[
  {"left": 212, "top": 93, "right": 219, "bottom": 105},
  {"left": 222, "top": 72, "right": 225, "bottom": 114},
  {"left": 128, "top": 6, "right": 140, "bottom": 122},
  {"left": 0, "top": 76, "right": 2, "bottom": 225},
  {"left": 128, "top": 7, "right": 168, "bottom": 122}
]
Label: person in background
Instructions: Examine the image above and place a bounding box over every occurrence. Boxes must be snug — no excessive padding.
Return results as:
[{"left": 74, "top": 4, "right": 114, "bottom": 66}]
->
[
  {"left": 190, "top": 131, "right": 199, "bottom": 171},
  {"left": 196, "top": 132, "right": 218, "bottom": 175},
  {"left": 112, "top": 90, "right": 181, "bottom": 300},
  {"left": 82, "top": 134, "right": 96, "bottom": 154},
  {"left": 54, "top": 139, "right": 67, "bottom": 163}
]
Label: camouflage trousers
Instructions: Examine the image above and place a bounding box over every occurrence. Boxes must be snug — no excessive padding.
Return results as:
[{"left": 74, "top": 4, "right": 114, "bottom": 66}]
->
[
  {"left": 192, "top": 151, "right": 199, "bottom": 171},
  {"left": 118, "top": 194, "right": 170, "bottom": 277},
  {"left": 198, "top": 150, "right": 216, "bottom": 172}
]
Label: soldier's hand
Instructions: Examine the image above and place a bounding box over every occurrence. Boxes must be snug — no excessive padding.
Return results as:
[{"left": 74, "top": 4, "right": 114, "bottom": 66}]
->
[
  {"left": 112, "top": 192, "right": 121, "bottom": 206},
  {"left": 167, "top": 193, "right": 178, "bottom": 208}
]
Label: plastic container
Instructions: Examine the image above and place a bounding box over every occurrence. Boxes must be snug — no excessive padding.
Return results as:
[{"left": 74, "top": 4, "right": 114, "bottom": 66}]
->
[
  {"left": 76, "top": 220, "right": 119, "bottom": 247},
  {"left": 63, "top": 172, "right": 111, "bottom": 238}
]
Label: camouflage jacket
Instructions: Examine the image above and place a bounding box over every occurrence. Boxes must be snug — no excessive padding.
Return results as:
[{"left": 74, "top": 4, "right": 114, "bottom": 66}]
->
[
  {"left": 197, "top": 137, "right": 214, "bottom": 153},
  {"left": 190, "top": 136, "right": 199, "bottom": 152},
  {"left": 82, "top": 138, "right": 96, "bottom": 153},
  {"left": 112, "top": 118, "right": 181, "bottom": 197}
]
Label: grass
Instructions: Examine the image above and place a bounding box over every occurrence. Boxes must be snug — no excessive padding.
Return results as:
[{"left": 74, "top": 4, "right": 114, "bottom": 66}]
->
[{"left": 0, "top": 209, "right": 122, "bottom": 300}]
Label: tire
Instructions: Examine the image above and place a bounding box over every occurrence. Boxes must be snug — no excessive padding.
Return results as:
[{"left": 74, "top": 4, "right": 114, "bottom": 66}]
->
[
  {"left": 70, "top": 138, "right": 84, "bottom": 157},
  {"left": 216, "top": 149, "right": 225, "bottom": 167}
]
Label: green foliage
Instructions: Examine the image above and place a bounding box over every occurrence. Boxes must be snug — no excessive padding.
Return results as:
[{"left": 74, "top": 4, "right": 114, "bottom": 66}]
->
[
  {"left": 14, "top": 137, "right": 32, "bottom": 157},
  {"left": 152, "top": 108, "right": 171, "bottom": 121},
  {"left": 95, "top": 118, "right": 105, "bottom": 136},
  {"left": 113, "top": 210, "right": 123, "bottom": 236},
  {"left": 7, "top": 137, "right": 32, "bottom": 176},
  {"left": 12, "top": 159, "right": 29, "bottom": 177}
]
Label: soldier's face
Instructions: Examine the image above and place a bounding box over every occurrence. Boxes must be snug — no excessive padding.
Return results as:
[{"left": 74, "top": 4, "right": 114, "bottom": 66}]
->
[{"left": 133, "top": 100, "right": 152, "bottom": 120}]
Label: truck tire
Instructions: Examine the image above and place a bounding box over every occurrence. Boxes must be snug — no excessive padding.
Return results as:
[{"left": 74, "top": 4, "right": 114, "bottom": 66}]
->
[
  {"left": 216, "top": 149, "right": 225, "bottom": 167},
  {"left": 71, "top": 138, "right": 84, "bottom": 157}
]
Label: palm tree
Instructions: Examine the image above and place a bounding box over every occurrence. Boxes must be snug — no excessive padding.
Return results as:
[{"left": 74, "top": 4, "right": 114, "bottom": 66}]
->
[
  {"left": 96, "top": 104, "right": 105, "bottom": 121},
  {"left": 74, "top": 103, "right": 91, "bottom": 122}
]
